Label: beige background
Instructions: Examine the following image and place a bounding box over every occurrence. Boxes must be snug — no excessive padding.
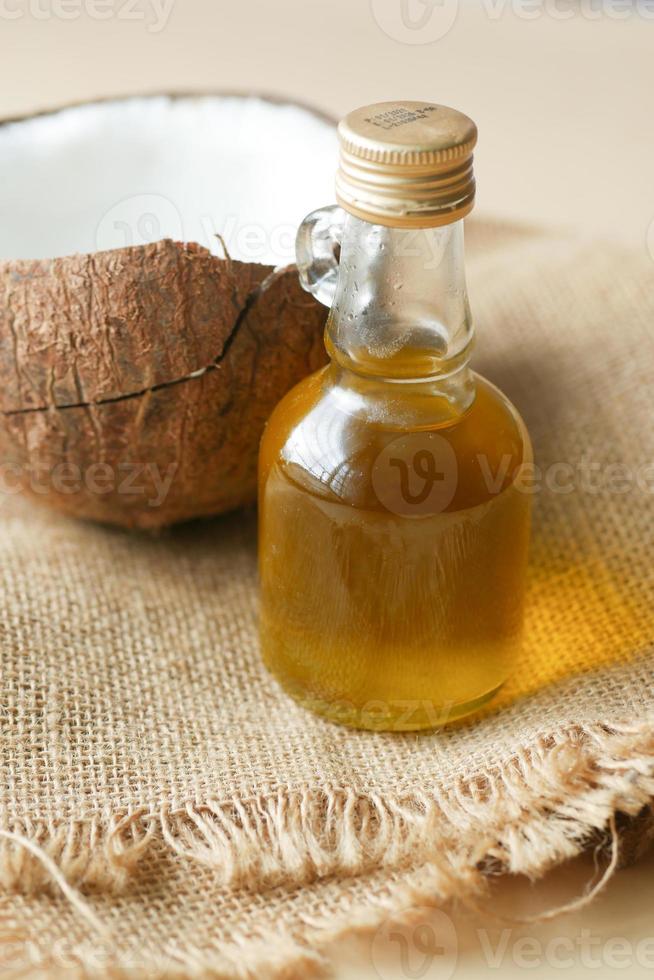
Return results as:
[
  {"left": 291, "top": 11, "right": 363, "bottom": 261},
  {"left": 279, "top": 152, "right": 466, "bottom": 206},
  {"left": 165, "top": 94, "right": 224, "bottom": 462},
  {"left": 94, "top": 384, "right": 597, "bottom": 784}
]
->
[
  {"left": 1, "top": 2, "right": 653, "bottom": 977},
  {"left": 1, "top": 0, "right": 653, "bottom": 247},
  {"left": 329, "top": 850, "right": 654, "bottom": 979}
]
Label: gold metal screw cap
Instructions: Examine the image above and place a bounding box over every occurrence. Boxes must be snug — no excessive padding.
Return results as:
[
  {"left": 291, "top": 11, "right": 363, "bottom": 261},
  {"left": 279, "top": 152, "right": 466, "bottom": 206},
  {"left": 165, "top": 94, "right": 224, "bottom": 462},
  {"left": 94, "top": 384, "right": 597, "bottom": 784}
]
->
[{"left": 335, "top": 101, "right": 477, "bottom": 228}]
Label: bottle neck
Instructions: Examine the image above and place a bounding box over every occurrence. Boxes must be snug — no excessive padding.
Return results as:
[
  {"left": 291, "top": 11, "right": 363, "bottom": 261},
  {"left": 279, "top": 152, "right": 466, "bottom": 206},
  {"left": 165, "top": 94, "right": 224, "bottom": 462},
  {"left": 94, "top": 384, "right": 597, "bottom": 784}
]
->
[{"left": 326, "top": 214, "right": 474, "bottom": 385}]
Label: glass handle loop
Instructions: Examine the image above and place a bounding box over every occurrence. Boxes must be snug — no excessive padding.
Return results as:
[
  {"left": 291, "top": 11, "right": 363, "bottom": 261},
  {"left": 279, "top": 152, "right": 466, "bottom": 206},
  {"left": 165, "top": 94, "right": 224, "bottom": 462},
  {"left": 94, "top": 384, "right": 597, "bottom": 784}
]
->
[{"left": 295, "top": 205, "right": 346, "bottom": 308}]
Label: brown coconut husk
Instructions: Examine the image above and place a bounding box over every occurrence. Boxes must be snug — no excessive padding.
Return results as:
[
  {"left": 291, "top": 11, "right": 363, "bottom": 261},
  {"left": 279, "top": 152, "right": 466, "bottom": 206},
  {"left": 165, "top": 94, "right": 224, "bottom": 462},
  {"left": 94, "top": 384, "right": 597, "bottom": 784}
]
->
[
  {"left": 0, "top": 94, "right": 332, "bottom": 528},
  {"left": 0, "top": 239, "right": 327, "bottom": 528}
]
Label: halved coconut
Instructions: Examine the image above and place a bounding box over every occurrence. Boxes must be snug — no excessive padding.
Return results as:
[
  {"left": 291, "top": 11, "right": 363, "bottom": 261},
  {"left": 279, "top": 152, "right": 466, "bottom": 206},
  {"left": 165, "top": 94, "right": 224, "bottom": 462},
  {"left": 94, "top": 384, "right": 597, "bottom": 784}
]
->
[{"left": 0, "top": 95, "right": 336, "bottom": 527}]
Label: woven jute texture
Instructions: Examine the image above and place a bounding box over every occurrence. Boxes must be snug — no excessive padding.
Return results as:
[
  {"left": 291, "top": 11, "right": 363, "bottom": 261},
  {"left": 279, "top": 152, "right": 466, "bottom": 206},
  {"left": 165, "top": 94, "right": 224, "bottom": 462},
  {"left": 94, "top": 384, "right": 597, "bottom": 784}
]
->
[{"left": 1, "top": 220, "right": 654, "bottom": 977}]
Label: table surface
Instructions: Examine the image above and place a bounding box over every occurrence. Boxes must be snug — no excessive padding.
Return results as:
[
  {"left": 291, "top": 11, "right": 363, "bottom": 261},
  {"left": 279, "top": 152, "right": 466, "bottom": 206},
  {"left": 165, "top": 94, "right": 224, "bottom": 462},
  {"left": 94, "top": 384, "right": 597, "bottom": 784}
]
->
[
  {"left": 2, "top": 0, "right": 652, "bottom": 247},
  {"left": 1, "top": 2, "right": 652, "bottom": 976},
  {"left": 327, "top": 848, "right": 654, "bottom": 979}
]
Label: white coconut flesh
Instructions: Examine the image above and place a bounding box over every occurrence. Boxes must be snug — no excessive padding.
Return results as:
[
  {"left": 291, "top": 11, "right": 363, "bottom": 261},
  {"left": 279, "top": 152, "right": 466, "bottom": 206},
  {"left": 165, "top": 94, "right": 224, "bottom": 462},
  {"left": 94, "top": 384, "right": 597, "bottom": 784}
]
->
[{"left": 0, "top": 95, "right": 337, "bottom": 266}]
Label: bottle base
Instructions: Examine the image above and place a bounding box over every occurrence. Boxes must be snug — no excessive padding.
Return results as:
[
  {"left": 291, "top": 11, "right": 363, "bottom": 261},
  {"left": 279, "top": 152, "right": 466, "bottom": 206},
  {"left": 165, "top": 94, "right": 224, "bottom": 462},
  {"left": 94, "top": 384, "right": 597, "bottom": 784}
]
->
[{"left": 268, "top": 672, "right": 505, "bottom": 732}]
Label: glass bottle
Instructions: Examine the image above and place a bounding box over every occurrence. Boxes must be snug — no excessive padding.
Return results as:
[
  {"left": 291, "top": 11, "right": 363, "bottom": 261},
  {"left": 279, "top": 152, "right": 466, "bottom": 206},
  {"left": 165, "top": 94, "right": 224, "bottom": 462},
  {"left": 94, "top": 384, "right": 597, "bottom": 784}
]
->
[{"left": 258, "top": 102, "right": 532, "bottom": 731}]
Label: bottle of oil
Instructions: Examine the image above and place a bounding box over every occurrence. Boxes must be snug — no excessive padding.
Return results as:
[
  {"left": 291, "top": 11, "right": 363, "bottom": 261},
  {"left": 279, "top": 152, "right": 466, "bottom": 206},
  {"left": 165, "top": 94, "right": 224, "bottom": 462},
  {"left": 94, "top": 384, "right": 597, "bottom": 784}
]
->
[{"left": 258, "top": 102, "right": 532, "bottom": 731}]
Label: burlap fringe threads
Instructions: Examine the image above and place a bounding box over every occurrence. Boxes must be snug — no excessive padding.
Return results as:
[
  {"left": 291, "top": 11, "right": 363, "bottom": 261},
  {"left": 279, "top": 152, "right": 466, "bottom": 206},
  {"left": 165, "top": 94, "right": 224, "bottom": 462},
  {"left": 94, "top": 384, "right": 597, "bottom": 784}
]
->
[{"left": 2, "top": 722, "right": 653, "bottom": 897}]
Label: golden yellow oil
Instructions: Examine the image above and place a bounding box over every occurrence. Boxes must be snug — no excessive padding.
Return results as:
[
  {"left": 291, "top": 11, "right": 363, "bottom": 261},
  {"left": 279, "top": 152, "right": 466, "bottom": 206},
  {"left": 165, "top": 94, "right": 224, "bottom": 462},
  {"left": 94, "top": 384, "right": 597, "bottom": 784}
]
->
[{"left": 258, "top": 366, "right": 532, "bottom": 731}]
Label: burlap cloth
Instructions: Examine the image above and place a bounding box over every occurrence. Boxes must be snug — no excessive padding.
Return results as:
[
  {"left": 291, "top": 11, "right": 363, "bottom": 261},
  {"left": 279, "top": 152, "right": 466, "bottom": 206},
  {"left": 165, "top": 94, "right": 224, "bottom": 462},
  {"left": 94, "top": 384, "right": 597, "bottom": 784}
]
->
[{"left": 1, "top": 220, "right": 653, "bottom": 977}]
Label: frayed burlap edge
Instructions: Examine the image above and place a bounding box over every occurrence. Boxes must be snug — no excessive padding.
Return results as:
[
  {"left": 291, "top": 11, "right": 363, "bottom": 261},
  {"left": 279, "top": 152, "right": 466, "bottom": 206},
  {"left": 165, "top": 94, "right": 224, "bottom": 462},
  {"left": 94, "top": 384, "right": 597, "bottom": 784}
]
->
[
  {"left": 2, "top": 720, "right": 653, "bottom": 897},
  {"left": 1, "top": 719, "right": 654, "bottom": 978}
]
